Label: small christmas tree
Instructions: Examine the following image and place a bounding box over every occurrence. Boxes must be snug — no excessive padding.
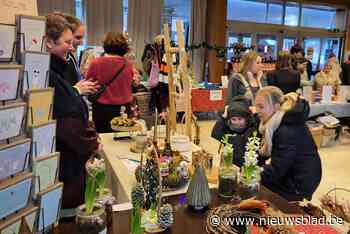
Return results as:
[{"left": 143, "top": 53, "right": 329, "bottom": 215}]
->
[
  {"left": 157, "top": 204, "right": 174, "bottom": 229},
  {"left": 186, "top": 164, "right": 211, "bottom": 210}
]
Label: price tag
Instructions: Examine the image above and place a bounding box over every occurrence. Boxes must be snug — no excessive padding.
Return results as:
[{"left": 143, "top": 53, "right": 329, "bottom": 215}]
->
[{"left": 209, "top": 90, "right": 222, "bottom": 101}]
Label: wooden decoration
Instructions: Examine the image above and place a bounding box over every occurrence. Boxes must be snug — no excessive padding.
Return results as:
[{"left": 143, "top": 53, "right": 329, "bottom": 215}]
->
[
  {"left": 0, "top": 139, "right": 31, "bottom": 181},
  {"left": 0, "top": 24, "right": 16, "bottom": 62},
  {"left": 162, "top": 24, "right": 177, "bottom": 133},
  {"left": 36, "top": 183, "right": 63, "bottom": 233},
  {"left": 33, "top": 153, "right": 59, "bottom": 195},
  {"left": 26, "top": 88, "right": 53, "bottom": 127},
  {"left": 29, "top": 120, "right": 56, "bottom": 159},
  {"left": 0, "top": 219, "right": 21, "bottom": 234},
  {"left": 22, "top": 51, "right": 50, "bottom": 94},
  {"left": 16, "top": 15, "right": 45, "bottom": 55},
  {"left": 0, "top": 206, "right": 38, "bottom": 234},
  {"left": 0, "top": 103, "right": 26, "bottom": 141},
  {"left": 0, "top": 65, "right": 22, "bottom": 102},
  {"left": 0, "top": 173, "right": 32, "bottom": 219},
  {"left": 175, "top": 21, "right": 192, "bottom": 140}
]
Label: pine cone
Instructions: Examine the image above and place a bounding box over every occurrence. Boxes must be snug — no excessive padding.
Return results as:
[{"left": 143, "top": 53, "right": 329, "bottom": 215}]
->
[
  {"left": 131, "top": 183, "right": 145, "bottom": 208},
  {"left": 158, "top": 204, "right": 174, "bottom": 229}
]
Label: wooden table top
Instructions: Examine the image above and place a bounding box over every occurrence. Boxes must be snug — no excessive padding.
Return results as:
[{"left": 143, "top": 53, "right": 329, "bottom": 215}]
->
[
  {"left": 158, "top": 187, "right": 302, "bottom": 234},
  {"left": 56, "top": 187, "right": 302, "bottom": 234}
]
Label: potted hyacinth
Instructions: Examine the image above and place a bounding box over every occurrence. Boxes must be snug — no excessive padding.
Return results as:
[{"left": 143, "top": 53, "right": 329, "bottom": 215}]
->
[
  {"left": 76, "top": 157, "right": 107, "bottom": 234},
  {"left": 239, "top": 131, "right": 263, "bottom": 199},
  {"left": 218, "top": 134, "right": 238, "bottom": 198}
]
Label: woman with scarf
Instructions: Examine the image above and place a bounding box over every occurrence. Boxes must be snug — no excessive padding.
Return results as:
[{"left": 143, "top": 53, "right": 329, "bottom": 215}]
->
[
  {"left": 46, "top": 13, "right": 100, "bottom": 218},
  {"left": 255, "top": 86, "right": 321, "bottom": 201}
]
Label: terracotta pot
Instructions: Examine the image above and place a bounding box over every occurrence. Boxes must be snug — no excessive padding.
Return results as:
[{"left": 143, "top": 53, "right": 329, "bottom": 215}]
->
[{"left": 76, "top": 203, "right": 107, "bottom": 234}]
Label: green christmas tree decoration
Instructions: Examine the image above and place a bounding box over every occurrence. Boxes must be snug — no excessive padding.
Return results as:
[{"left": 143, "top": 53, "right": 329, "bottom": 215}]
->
[
  {"left": 157, "top": 204, "right": 174, "bottom": 229},
  {"left": 131, "top": 183, "right": 145, "bottom": 208}
]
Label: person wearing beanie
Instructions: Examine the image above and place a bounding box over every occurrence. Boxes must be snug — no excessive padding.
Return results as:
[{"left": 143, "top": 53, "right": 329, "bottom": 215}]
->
[{"left": 211, "top": 96, "right": 260, "bottom": 167}]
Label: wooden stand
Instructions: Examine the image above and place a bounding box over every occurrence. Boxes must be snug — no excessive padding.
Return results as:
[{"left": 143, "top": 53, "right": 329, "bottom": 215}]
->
[{"left": 163, "top": 20, "right": 194, "bottom": 140}]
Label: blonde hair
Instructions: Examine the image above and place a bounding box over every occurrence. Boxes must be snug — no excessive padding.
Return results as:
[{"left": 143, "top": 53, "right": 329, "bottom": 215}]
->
[
  {"left": 257, "top": 86, "right": 298, "bottom": 112},
  {"left": 240, "top": 51, "right": 259, "bottom": 74}
]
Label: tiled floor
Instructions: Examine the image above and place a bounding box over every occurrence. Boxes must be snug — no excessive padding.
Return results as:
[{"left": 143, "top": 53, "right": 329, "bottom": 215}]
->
[{"left": 196, "top": 120, "right": 350, "bottom": 205}]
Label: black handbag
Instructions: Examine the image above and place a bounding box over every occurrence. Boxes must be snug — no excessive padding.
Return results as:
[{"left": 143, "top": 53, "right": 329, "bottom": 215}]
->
[{"left": 88, "top": 59, "right": 127, "bottom": 103}]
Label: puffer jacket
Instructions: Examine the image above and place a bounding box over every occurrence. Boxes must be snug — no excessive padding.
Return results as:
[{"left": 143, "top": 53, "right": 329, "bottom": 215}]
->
[{"left": 261, "top": 98, "right": 322, "bottom": 201}]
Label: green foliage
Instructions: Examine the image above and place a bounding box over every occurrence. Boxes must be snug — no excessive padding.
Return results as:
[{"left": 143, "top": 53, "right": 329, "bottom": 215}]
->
[
  {"left": 85, "top": 175, "right": 97, "bottom": 214},
  {"left": 131, "top": 205, "right": 142, "bottom": 234},
  {"left": 221, "top": 134, "right": 234, "bottom": 167},
  {"left": 84, "top": 158, "right": 106, "bottom": 215}
]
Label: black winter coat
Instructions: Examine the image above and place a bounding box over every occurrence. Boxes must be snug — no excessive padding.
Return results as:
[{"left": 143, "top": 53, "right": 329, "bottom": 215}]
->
[
  {"left": 211, "top": 114, "right": 261, "bottom": 167},
  {"left": 49, "top": 54, "right": 99, "bottom": 209},
  {"left": 261, "top": 99, "right": 322, "bottom": 201}
]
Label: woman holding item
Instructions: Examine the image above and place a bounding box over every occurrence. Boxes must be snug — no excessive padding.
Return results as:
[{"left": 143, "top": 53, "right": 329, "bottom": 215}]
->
[{"left": 46, "top": 13, "right": 100, "bottom": 218}]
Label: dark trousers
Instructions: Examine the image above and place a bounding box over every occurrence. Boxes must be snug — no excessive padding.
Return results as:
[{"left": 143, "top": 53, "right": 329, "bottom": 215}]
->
[{"left": 92, "top": 102, "right": 130, "bottom": 133}]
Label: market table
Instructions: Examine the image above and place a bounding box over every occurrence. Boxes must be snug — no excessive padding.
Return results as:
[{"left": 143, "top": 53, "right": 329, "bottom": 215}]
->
[
  {"left": 309, "top": 102, "right": 350, "bottom": 118},
  {"left": 57, "top": 133, "right": 343, "bottom": 234},
  {"left": 97, "top": 133, "right": 306, "bottom": 234}
]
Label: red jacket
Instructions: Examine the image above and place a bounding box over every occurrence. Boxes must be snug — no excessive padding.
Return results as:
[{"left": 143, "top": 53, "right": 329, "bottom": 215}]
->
[{"left": 86, "top": 56, "right": 133, "bottom": 105}]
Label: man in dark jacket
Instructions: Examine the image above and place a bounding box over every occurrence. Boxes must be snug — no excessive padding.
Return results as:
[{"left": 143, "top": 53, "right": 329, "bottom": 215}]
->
[
  {"left": 260, "top": 97, "right": 322, "bottom": 201},
  {"left": 211, "top": 96, "right": 259, "bottom": 167}
]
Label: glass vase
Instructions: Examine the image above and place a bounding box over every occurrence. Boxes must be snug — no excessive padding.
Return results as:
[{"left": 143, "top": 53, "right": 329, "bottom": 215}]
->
[
  {"left": 238, "top": 174, "right": 261, "bottom": 199},
  {"left": 218, "top": 166, "right": 238, "bottom": 198}
]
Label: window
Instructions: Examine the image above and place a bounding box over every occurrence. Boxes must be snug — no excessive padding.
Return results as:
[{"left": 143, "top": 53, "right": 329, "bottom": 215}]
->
[
  {"left": 257, "top": 34, "right": 277, "bottom": 60},
  {"left": 162, "top": 0, "right": 191, "bottom": 43},
  {"left": 304, "top": 38, "right": 321, "bottom": 70},
  {"left": 320, "top": 38, "right": 340, "bottom": 67},
  {"left": 227, "top": 0, "right": 266, "bottom": 23},
  {"left": 267, "top": 2, "right": 283, "bottom": 24},
  {"left": 283, "top": 38, "right": 296, "bottom": 51},
  {"left": 301, "top": 5, "right": 336, "bottom": 29},
  {"left": 285, "top": 2, "right": 299, "bottom": 26},
  {"left": 75, "top": 0, "right": 86, "bottom": 61},
  {"left": 75, "top": 0, "right": 84, "bottom": 22},
  {"left": 227, "top": 33, "right": 252, "bottom": 60},
  {"left": 123, "top": 0, "right": 128, "bottom": 32}
]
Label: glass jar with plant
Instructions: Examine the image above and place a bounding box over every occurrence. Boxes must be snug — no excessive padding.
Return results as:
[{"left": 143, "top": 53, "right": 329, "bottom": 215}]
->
[
  {"left": 218, "top": 134, "right": 238, "bottom": 198},
  {"left": 76, "top": 157, "right": 107, "bottom": 234},
  {"left": 239, "top": 132, "right": 263, "bottom": 199}
]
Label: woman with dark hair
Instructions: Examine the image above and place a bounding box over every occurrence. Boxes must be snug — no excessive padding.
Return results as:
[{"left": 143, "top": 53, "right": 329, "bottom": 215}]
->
[
  {"left": 255, "top": 86, "right": 321, "bottom": 201},
  {"left": 266, "top": 51, "right": 300, "bottom": 94},
  {"left": 86, "top": 32, "right": 134, "bottom": 133},
  {"left": 46, "top": 13, "right": 100, "bottom": 218}
]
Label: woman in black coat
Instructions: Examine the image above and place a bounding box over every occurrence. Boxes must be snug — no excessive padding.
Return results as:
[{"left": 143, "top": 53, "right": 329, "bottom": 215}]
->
[
  {"left": 46, "top": 14, "right": 99, "bottom": 217},
  {"left": 266, "top": 51, "right": 300, "bottom": 94},
  {"left": 255, "top": 86, "right": 322, "bottom": 201}
]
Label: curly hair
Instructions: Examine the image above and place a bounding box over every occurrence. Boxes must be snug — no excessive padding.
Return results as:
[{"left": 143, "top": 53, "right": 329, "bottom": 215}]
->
[
  {"left": 46, "top": 13, "right": 72, "bottom": 42},
  {"left": 103, "top": 32, "right": 129, "bottom": 56}
]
